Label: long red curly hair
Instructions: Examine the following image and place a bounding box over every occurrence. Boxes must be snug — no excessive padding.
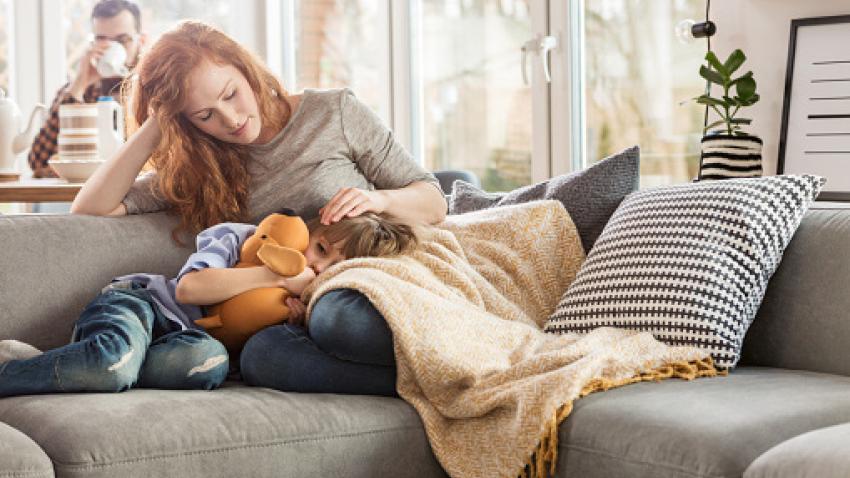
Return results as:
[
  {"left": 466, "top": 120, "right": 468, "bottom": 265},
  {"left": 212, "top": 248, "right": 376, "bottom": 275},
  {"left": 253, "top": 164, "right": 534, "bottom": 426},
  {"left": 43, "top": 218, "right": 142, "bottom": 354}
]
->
[{"left": 123, "top": 20, "right": 288, "bottom": 242}]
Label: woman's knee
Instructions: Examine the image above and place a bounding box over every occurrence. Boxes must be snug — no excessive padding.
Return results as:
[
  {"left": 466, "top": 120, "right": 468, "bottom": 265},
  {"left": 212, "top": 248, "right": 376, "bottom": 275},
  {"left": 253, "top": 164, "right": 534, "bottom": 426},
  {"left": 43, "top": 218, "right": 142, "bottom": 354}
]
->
[
  {"left": 240, "top": 325, "right": 315, "bottom": 391},
  {"left": 308, "top": 289, "right": 394, "bottom": 366},
  {"left": 309, "top": 289, "right": 388, "bottom": 345}
]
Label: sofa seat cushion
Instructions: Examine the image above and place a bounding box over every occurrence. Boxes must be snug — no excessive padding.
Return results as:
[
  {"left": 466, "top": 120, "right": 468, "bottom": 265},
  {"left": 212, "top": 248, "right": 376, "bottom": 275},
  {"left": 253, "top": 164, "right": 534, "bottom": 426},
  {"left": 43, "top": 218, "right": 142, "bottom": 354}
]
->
[
  {"left": 0, "top": 384, "right": 447, "bottom": 478},
  {"left": 0, "top": 421, "right": 54, "bottom": 478},
  {"left": 556, "top": 367, "right": 850, "bottom": 478},
  {"left": 744, "top": 422, "right": 850, "bottom": 478}
]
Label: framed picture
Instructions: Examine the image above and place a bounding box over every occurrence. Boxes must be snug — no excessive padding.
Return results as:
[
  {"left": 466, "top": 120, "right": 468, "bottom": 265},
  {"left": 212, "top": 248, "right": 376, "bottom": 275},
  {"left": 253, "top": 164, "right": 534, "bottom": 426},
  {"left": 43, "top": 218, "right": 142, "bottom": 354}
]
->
[{"left": 778, "top": 14, "right": 850, "bottom": 201}]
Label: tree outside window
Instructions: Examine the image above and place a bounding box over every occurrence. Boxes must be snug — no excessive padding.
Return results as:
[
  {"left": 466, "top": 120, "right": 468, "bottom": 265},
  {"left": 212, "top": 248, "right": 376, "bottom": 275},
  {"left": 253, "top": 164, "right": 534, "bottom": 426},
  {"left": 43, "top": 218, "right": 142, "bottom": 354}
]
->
[{"left": 584, "top": 0, "right": 706, "bottom": 186}]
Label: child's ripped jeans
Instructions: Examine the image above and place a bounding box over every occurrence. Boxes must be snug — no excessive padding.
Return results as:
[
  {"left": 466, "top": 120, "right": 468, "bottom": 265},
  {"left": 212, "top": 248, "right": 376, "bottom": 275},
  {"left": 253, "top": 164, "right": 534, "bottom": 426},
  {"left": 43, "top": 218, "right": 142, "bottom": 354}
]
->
[{"left": 0, "top": 283, "right": 228, "bottom": 397}]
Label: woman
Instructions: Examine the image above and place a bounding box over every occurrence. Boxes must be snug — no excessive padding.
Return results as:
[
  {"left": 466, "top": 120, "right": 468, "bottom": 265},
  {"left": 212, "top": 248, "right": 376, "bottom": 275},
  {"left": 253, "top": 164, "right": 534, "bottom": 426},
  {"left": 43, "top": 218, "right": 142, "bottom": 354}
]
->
[{"left": 71, "top": 20, "right": 446, "bottom": 396}]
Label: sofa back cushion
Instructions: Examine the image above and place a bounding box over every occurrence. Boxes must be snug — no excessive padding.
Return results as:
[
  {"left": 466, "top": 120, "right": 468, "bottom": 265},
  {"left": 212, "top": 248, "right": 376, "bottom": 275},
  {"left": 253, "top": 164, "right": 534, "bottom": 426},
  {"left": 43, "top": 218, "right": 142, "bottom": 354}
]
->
[
  {"left": 740, "top": 207, "right": 850, "bottom": 376},
  {"left": 2, "top": 208, "right": 848, "bottom": 375},
  {"left": 0, "top": 213, "right": 192, "bottom": 350}
]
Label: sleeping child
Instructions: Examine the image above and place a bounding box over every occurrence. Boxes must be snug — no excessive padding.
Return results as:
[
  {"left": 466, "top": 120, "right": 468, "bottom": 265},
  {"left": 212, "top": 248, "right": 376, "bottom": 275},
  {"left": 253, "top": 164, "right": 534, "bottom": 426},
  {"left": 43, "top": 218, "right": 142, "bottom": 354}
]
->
[{"left": 0, "top": 211, "right": 418, "bottom": 397}]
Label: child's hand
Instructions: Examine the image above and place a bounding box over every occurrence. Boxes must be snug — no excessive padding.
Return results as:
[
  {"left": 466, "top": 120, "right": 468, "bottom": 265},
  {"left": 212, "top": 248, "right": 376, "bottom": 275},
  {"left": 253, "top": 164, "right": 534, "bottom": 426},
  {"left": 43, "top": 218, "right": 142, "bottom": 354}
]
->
[
  {"left": 279, "top": 267, "right": 317, "bottom": 295},
  {"left": 285, "top": 297, "right": 307, "bottom": 326}
]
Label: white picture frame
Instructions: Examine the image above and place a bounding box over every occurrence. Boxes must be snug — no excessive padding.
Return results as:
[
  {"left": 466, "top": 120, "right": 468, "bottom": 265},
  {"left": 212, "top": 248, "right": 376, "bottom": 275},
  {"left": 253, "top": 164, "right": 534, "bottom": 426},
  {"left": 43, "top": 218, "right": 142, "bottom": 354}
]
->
[{"left": 778, "top": 14, "right": 850, "bottom": 201}]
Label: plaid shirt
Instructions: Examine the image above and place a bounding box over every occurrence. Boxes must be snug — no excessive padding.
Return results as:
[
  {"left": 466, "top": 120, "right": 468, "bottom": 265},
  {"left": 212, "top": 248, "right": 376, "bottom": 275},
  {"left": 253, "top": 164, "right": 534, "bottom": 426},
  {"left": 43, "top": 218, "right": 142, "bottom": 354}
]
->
[{"left": 28, "top": 78, "right": 123, "bottom": 178}]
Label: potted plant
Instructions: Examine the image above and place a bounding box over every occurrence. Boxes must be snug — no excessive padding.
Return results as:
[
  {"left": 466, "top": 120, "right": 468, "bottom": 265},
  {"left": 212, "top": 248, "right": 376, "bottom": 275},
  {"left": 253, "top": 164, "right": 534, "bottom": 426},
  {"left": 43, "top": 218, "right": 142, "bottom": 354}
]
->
[{"left": 694, "top": 48, "right": 762, "bottom": 180}]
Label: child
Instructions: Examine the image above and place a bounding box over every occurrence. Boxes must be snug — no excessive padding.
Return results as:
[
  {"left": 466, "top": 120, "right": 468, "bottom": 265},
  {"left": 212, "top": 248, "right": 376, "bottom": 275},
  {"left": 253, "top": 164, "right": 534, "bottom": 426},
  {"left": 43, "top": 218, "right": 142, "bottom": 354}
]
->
[
  {"left": 281, "top": 213, "right": 420, "bottom": 325},
  {"left": 239, "top": 213, "right": 420, "bottom": 397},
  {"left": 0, "top": 211, "right": 418, "bottom": 397}
]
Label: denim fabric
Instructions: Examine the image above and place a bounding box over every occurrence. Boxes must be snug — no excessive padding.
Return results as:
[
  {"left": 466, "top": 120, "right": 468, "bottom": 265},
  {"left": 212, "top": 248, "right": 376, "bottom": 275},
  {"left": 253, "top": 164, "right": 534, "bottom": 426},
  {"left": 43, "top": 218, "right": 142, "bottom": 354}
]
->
[
  {"left": 241, "top": 289, "right": 397, "bottom": 396},
  {"left": 0, "top": 285, "right": 228, "bottom": 397},
  {"left": 309, "top": 289, "right": 395, "bottom": 367}
]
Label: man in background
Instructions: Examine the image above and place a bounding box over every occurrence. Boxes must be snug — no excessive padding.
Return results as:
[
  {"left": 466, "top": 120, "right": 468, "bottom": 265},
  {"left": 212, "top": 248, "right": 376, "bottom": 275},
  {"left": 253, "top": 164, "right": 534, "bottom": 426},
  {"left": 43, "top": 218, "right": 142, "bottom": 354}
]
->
[{"left": 28, "top": 0, "right": 146, "bottom": 178}]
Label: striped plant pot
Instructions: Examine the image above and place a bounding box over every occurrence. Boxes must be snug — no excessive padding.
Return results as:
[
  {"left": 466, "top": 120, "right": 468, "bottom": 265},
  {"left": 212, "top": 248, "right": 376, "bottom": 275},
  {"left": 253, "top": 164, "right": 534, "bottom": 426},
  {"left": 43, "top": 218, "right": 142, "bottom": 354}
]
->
[{"left": 698, "top": 133, "right": 763, "bottom": 180}]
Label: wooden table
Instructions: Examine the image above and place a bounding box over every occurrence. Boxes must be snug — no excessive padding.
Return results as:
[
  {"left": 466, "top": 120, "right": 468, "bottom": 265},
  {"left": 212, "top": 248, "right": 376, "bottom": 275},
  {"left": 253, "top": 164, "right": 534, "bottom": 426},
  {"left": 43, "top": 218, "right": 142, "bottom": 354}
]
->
[{"left": 0, "top": 178, "right": 83, "bottom": 202}]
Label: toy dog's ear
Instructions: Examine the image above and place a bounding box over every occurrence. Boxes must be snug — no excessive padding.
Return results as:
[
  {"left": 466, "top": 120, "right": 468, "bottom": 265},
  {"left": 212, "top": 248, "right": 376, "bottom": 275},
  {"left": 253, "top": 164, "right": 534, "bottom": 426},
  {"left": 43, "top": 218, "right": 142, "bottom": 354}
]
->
[{"left": 257, "top": 244, "right": 307, "bottom": 276}]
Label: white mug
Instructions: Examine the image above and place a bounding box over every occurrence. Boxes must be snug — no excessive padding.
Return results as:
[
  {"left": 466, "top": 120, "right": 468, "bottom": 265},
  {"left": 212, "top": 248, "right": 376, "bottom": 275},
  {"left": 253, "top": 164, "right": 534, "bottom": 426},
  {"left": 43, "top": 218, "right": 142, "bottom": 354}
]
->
[{"left": 96, "top": 41, "right": 128, "bottom": 78}]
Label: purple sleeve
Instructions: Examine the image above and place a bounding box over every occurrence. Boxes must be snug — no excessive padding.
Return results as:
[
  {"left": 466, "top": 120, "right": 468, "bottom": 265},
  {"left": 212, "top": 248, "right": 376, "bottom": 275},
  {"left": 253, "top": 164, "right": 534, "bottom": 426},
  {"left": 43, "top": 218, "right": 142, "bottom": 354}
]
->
[{"left": 175, "top": 223, "right": 257, "bottom": 281}]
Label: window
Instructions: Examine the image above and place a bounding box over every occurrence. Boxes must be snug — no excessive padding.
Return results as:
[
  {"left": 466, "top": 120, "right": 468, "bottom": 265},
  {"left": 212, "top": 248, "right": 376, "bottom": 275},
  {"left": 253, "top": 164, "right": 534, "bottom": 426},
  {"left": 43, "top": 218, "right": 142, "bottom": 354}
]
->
[
  {"left": 582, "top": 0, "right": 706, "bottom": 186},
  {"left": 417, "top": 0, "right": 534, "bottom": 191},
  {"left": 293, "top": 0, "right": 388, "bottom": 120}
]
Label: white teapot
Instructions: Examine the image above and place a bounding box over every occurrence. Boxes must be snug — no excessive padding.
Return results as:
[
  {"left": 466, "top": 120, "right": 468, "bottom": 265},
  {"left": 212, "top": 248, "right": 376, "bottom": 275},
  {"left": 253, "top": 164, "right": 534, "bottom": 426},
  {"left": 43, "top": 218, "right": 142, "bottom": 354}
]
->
[{"left": 0, "top": 88, "right": 47, "bottom": 173}]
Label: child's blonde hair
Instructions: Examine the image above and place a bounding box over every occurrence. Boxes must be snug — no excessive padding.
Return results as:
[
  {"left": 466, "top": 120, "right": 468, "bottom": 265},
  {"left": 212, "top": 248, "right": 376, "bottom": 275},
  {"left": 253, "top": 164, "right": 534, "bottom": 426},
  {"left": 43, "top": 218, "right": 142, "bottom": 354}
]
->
[{"left": 307, "top": 213, "right": 419, "bottom": 259}]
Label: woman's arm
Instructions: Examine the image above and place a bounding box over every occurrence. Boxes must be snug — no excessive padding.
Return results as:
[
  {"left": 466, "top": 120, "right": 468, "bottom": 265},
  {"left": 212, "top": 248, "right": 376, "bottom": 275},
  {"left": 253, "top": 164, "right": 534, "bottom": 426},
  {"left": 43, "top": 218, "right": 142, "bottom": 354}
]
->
[
  {"left": 327, "top": 90, "right": 447, "bottom": 226},
  {"left": 319, "top": 180, "right": 446, "bottom": 226},
  {"left": 70, "top": 117, "right": 162, "bottom": 216},
  {"left": 376, "top": 181, "right": 446, "bottom": 224},
  {"left": 175, "top": 266, "right": 316, "bottom": 305}
]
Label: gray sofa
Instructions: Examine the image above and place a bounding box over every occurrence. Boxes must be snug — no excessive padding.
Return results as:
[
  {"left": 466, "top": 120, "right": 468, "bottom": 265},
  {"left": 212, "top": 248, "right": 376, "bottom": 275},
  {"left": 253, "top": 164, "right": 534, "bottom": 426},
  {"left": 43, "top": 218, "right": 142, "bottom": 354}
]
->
[{"left": 1, "top": 206, "right": 849, "bottom": 478}]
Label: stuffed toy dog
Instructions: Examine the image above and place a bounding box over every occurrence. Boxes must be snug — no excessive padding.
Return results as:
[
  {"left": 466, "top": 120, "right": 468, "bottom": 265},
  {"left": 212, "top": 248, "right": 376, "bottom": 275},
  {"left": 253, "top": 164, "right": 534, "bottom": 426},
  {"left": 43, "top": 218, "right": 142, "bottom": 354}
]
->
[{"left": 195, "top": 212, "right": 309, "bottom": 353}]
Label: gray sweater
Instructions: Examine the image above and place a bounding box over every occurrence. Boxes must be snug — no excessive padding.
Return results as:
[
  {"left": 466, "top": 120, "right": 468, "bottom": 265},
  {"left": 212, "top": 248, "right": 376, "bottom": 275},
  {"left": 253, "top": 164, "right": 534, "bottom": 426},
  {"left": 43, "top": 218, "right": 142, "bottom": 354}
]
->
[{"left": 122, "top": 88, "right": 441, "bottom": 222}]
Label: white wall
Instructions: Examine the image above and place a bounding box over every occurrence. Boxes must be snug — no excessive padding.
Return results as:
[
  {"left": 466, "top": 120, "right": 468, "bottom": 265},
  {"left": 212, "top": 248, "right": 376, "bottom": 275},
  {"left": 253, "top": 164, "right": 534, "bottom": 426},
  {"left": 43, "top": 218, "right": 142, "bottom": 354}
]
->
[{"left": 712, "top": 0, "right": 850, "bottom": 175}]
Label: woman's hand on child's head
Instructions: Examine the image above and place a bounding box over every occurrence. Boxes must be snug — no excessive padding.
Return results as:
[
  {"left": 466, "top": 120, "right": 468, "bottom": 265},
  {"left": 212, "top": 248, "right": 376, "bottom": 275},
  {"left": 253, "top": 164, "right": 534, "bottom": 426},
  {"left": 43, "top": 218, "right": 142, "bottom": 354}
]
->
[
  {"left": 285, "top": 297, "right": 307, "bottom": 326},
  {"left": 319, "top": 187, "right": 388, "bottom": 225},
  {"left": 279, "top": 267, "right": 317, "bottom": 296}
]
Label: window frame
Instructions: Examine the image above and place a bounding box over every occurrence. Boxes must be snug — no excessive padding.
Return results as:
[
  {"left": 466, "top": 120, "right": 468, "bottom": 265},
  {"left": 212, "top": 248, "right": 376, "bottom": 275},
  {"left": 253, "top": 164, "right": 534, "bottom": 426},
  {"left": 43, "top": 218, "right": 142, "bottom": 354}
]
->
[{"left": 13, "top": 0, "right": 584, "bottom": 184}]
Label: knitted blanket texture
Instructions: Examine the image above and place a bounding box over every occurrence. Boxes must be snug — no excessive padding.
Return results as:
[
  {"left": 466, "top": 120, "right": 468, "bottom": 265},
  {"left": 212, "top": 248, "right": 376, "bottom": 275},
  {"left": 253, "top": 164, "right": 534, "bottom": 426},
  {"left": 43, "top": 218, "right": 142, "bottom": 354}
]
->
[{"left": 304, "top": 200, "right": 719, "bottom": 478}]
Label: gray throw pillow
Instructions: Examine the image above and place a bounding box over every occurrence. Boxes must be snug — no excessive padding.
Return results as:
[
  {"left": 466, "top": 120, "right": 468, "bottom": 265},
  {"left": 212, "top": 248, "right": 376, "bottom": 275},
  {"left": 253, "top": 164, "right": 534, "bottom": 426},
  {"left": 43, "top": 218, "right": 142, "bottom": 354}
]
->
[{"left": 448, "top": 146, "right": 640, "bottom": 252}]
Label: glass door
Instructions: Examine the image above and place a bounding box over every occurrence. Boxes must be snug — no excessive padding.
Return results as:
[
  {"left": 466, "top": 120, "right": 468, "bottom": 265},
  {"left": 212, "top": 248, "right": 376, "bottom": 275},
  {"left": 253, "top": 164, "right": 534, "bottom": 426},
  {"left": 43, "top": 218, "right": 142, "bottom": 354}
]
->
[
  {"left": 0, "top": 0, "right": 10, "bottom": 94},
  {"left": 580, "top": 0, "right": 707, "bottom": 186},
  {"left": 291, "top": 0, "right": 391, "bottom": 122},
  {"left": 414, "top": 0, "right": 551, "bottom": 191}
]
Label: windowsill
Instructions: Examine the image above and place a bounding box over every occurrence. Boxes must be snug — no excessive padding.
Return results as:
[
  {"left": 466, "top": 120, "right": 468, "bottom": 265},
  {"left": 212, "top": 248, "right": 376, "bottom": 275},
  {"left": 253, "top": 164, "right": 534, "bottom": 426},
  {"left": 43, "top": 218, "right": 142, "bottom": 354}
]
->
[{"left": 812, "top": 201, "right": 850, "bottom": 209}]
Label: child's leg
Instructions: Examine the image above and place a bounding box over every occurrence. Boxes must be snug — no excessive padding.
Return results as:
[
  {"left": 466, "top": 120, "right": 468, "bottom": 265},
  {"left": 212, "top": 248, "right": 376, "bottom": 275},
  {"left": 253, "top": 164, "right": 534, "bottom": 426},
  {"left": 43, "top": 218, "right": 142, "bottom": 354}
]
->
[
  {"left": 137, "top": 329, "right": 228, "bottom": 390},
  {"left": 0, "top": 288, "right": 154, "bottom": 397},
  {"left": 307, "top": 289, "right": 395, "bottom": 367},
  {"left": 240, "top": 324, "right": 397, "bottom": 397}
]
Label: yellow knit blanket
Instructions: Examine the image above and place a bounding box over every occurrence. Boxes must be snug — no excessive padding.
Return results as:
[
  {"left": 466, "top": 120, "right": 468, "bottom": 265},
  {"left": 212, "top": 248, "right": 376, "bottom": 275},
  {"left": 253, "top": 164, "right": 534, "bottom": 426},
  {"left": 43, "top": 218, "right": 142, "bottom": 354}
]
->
[{"left": 303, "top": 200, "right": 718, "bottom": 478}]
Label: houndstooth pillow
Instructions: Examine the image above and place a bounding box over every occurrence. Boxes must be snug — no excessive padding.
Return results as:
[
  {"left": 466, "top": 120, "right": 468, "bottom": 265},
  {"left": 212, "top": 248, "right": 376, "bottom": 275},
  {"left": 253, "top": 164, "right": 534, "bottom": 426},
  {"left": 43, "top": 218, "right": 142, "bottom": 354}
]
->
[{"left": 545, "top": 175, "right": 825, "bottom": 368}]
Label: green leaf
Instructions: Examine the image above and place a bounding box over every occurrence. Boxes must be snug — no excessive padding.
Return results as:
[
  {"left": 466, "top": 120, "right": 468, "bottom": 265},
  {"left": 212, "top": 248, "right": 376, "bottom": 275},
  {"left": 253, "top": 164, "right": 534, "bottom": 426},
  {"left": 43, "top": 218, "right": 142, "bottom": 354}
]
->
[
  {"left": 695, "top": 95, "right": 726, "bottom": 106},
  {"left": 704, "top": 51, "right": 729, "bottom": 77},
  {"left": 723, "top": 49, "right": 746, "bottom": 75},
  {"left": 730, "top": 71, "right": 753, "bottom": 86},
  {"left": 729, "top": 118, "right": 752, "bottom": 124},
  {"left": 723, "top": 95, "right": 741, "bottom": 107},
  {"left": 699, "top": 65, "right": 726, "bottom": 86},
  {"left": 736, "top": 76, "right": 757, "bottom": 100},
  {"left": 737, "top": 93, "right": 760, "bottom": 107}
]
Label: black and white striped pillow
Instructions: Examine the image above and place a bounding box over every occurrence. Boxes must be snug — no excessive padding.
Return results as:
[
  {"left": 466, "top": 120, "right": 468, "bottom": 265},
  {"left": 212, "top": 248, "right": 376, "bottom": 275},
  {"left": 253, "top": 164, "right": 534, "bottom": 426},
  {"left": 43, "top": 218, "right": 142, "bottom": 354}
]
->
[{"left": 545, "top": 175, "right": 824, "bottom": 368}]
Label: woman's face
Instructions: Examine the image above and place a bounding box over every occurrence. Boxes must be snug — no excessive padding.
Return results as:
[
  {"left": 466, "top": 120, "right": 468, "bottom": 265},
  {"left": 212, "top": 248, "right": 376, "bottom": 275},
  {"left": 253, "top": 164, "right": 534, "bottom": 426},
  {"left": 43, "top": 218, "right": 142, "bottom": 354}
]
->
[{"left": 182, "top": 60, "right": 263, "bottom": 144}]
